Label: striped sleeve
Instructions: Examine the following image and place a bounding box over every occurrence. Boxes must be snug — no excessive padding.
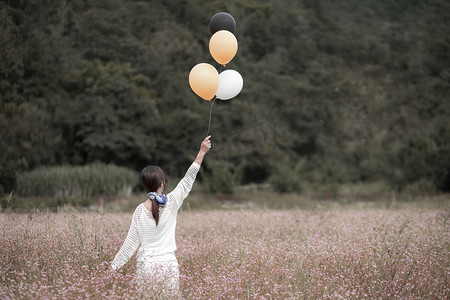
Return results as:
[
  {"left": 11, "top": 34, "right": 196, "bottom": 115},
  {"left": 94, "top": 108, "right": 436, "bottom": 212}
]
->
[
  {"left": 111, "top": 209, "right": 141, "bottom": 270},
  {"left": 168, "top": 162, "right": 200, "bottom": 210}
]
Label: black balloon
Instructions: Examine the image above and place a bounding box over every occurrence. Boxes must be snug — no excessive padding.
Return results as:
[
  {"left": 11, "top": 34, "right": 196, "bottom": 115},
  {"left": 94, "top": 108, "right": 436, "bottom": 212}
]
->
[{"left": 209, "top": 12, "right": 236, "bottom": 35}]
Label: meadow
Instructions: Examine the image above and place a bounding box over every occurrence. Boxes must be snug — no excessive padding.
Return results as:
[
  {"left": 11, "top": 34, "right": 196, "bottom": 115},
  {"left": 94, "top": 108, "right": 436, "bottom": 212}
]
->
[{"left": 0, "top": 207, "right": 448, "bottom": 299}]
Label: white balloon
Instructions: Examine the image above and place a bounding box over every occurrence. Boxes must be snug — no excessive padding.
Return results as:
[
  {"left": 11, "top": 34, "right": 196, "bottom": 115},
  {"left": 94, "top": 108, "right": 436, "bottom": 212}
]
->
[{"left": 215, "top": 69, "right": 243, "bottom": 100}]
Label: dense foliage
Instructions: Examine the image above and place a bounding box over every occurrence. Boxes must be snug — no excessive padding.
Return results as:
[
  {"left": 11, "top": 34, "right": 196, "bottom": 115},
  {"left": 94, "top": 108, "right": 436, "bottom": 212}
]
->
[{"left": 1, "top": 0, "right": 449, "bottom": 194}]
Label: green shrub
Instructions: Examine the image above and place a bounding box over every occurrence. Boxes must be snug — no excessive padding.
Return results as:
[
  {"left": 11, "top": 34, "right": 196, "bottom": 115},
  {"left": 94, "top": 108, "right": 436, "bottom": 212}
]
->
[
  {"left": 204, "top": 161, "right": 235, "bottom": 194},
  {"left": 16, "top": 163, "right": 137, "bottom": 198},
  {"left": 269, "top": 157, "right": 305, "bottom": 193}
]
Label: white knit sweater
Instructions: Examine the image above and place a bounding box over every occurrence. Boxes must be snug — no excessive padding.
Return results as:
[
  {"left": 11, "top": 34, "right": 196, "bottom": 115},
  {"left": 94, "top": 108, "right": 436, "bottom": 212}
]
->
[{"left": 111, "top": 162, "right": 200, "bottom": 270}]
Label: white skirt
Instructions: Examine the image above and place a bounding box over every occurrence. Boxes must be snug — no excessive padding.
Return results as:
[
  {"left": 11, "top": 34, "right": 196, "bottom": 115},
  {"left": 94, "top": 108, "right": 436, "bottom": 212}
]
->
[{"left": 135, "top": 260, "right": 180, "bottom": 298}]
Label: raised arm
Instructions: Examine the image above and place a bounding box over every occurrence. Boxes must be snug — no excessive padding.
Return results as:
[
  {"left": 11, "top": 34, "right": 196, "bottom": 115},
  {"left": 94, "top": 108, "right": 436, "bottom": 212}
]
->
[{"left": 169, "top": 136, "right": 212, "bottom": 209}]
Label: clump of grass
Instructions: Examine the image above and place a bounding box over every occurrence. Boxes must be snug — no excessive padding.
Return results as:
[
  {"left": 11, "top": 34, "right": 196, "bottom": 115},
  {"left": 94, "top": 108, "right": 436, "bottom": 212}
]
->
[{"left": 16, "top": 163, "right": 137, "bottom": 198}]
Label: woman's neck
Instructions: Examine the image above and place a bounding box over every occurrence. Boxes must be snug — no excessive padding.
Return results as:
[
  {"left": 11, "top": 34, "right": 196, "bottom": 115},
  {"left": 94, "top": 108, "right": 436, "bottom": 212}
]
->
[{"left": 144, "top": 199, "right": 152, "bottom": 211}]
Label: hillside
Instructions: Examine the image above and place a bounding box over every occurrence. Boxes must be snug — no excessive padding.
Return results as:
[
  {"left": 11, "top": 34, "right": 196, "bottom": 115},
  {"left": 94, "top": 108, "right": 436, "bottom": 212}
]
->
[{"left": 1, "top": 0, "right": 449, "bottom": 194}]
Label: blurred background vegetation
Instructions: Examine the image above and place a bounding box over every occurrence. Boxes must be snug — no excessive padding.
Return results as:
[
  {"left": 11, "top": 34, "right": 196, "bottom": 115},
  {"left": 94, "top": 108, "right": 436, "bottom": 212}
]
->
[{"left": 1, "top": 0, "right": 449, "bottom": 208}]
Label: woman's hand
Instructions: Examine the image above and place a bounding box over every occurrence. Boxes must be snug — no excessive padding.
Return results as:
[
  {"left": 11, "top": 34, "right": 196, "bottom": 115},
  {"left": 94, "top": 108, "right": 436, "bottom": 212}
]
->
[
  {"left": 200, "top": 135, "right": 212, "bottom": 154},
  {"left": 105, "top": 265, "right": 118, "bottom": 280},
  {"left": 195, "top": 135, "right": 212, "bottom": 165}
]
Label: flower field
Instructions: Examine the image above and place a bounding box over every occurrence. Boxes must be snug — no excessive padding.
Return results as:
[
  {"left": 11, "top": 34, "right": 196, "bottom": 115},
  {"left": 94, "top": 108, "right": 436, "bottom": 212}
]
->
[{"left": 0, "top": 208, "right": 448, "bottom": 299}]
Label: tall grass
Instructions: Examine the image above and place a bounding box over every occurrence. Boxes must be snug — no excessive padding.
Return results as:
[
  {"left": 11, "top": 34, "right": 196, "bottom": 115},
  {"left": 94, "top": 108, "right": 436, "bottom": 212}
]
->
[
  {"left": 0, "top": 208, "right": 448, "bottom": 299},
  {"left": 16, "top": 163, "right": 137, "bottom": 198}
]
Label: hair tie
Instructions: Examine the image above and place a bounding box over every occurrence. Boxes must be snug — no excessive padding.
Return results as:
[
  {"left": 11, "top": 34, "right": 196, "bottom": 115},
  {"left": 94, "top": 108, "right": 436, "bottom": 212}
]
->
[{"left": 147, "top": 192, "right": 168, "bottom": 205}]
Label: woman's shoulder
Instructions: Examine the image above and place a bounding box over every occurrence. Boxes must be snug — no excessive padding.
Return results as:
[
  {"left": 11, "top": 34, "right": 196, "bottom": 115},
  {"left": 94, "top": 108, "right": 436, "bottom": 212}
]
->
[
  {"left": 132, "top": 203, "right": 145, "bottom": 219},
  {"left": 162, "top": 193, "right": 177, "bottom": 210}
]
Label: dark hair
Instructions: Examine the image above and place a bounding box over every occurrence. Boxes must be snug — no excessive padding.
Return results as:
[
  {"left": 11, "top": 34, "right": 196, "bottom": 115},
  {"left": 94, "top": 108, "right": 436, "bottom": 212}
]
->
[{"left": 140, "top": 166, "right": 165, "bottom": 225}]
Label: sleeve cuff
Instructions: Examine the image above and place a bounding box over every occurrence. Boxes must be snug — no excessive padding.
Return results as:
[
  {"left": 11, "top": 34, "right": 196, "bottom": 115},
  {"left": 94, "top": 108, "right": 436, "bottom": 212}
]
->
[{"left": 192, "top": 162, "right": 201, "bottom": 169}]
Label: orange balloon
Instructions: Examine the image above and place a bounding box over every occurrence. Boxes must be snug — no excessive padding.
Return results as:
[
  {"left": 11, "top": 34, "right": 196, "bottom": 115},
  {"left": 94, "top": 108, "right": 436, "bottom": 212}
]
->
[
  {"left": 209, "top": 30, "right": 238, "bottom": 65},
  {"left": 188, "top": 63, "right": 219, "bottom": 101}
]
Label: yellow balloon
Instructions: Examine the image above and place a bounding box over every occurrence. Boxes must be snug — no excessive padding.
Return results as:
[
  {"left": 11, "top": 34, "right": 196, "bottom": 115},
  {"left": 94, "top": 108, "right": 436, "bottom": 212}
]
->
[
  {"left": 209, "top": 30, "right": 238, "bottom": 65},
  {"left": 188, "top": 63, "right": 219, "bottom": 101}
]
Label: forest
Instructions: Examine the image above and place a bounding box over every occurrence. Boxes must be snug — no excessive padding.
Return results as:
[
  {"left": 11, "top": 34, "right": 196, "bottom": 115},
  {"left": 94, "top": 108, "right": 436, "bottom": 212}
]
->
[{"left": 1, "top": 0, "right": 449, "bottom": 196}]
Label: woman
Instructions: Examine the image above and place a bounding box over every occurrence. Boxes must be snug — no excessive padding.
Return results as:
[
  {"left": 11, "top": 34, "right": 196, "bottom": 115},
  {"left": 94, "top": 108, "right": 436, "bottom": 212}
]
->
[{"left": 111, "top": 135, "right": 212, "bottom": 296}]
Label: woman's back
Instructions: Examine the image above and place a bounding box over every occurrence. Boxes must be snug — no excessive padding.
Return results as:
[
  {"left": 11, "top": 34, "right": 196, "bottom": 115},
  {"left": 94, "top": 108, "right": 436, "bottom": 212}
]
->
[
  {"left": 111, "top": 161, "right": 201, "bottom": 269},
  {"left": 110, "top": 136, "right": 211, "bottom": 296},
  {"left": 135, "top": 199, "right": 179, "bottom": 260}
]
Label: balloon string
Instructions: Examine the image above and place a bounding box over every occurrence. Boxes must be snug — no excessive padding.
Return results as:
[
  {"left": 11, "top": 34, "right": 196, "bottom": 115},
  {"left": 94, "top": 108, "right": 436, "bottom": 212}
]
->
[
  {"left": 206, "top": 96, "right": 216, "bottom": 137},
  {"left": 205, "top": 64, "right": 221, "bottom": 139}
]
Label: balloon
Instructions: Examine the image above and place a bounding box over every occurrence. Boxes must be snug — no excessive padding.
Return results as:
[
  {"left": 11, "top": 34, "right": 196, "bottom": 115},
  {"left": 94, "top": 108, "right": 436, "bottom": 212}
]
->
[
  {"left": 216, "top": 69, "right": 243, "bottom": 100},
  {"left": 209, "top": 12, "right": 236, "bottom": 35},
  {"left": 209, "top": 30, "right": 238, "bottom": 65},
  {"left": 188, "top": 63, "right": 219, "bottom": 101}
]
